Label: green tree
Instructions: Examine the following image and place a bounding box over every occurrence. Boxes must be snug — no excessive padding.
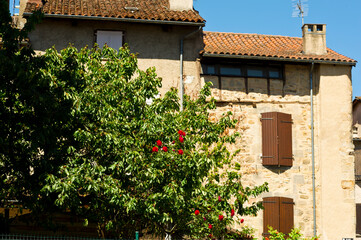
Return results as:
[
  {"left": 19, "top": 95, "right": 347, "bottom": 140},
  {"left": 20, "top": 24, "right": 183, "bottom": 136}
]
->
[
  {"left": 0, "top": 2, "right": 268, "bottom": 237},
  {"left": 41, "top": 45, "right": 268, "bottom": 238},
  {"left": 0, "top": 0, "right": 82, "bottom": 216}
]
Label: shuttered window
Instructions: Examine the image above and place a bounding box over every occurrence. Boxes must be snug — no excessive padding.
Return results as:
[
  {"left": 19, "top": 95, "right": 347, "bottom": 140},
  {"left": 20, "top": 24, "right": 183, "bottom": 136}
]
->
[
  {"left": 261, "top": 112, "right": 293, "bottom": 167},
  {"left": 263, "top": 197, "right": 294, "bottom": 236},
  {"left": 356, "top": 204, "right": 361, "bottom": 235}
]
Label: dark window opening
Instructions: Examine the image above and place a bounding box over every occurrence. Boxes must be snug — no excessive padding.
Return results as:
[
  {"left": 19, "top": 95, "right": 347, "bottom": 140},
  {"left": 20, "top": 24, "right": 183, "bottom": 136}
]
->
[{"left": 317, "top": 25, "right": 323, "bottom": 31}]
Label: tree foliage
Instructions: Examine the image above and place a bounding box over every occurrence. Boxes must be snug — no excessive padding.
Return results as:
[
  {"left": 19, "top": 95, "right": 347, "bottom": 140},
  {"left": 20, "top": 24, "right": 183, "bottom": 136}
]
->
[{"left": 0, "top": 3, "right": 268, "bottom": 238}]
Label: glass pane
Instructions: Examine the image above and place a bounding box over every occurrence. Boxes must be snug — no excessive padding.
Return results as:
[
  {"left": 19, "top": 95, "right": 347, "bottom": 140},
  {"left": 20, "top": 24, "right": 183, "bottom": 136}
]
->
[
  {"left": 269, "top": 70, "right": 280, "bottom": 78},
  {"left": 247, "top": 68, "right": 264, "bottom": 77},
  {"left": 207, "top": 65, "right": 216, "bottom": 74},
  {"left": 201, "top": 64, "right": 216, "bottom": 74},
  {"left": 220, "top": 66, "right": 241, "bottom": 76}
]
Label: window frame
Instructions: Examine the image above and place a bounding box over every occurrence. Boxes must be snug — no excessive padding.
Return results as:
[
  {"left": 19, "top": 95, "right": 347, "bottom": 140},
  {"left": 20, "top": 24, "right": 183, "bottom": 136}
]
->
[
  {"left": 94, "top": 29, "right": 125, "bottom": 50},
  {"left": 201, "top": 62, "right": 284, "bottom": 95}
]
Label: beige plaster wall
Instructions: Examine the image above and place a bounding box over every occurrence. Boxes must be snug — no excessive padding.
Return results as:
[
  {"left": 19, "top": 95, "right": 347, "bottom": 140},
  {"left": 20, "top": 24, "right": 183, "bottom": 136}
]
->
[
  {"left": 202, "top": 63, "right": 355, "bottom": 239},
  {"left": 28, "top": 18, "right": 203, "bottom": 98},
  {"left": 315, "top": 64, "right": 354, "bottom": 240}
]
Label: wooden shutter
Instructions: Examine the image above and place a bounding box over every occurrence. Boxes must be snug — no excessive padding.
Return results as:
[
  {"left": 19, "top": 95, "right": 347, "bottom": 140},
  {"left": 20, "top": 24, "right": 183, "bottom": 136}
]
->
[
  {"left": 263, "top": 197, "right": 280, "bottom": 236},
  {"left": 261, "top": 112, "right": 278, "bottom": 166},
  {"left": 355, "top": 142, "right": 361, "bottom": 180},
  {"left": 261, "top": 112, "right": 293, "bottom": 167},
  {"left": 356, "top": 204, "right": 361, "bottom": 235},
  {"left": 279, "top": 197, "right": 294, "bottom": 235},
  {"left": 263, "top": 197, "right": 294, "bottom": 236},
  {"left": 278, "top": 113, "right": 293, "bottom": 167}
]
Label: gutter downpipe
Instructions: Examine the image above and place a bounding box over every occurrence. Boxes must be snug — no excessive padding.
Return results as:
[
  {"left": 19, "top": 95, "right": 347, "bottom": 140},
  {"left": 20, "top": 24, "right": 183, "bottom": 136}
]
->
[
  {"left": 310, "top": 61, "right": 317, "bottom": 237},
  {"left": 180, "top": 26, "right": 202, "bottom": 111}
]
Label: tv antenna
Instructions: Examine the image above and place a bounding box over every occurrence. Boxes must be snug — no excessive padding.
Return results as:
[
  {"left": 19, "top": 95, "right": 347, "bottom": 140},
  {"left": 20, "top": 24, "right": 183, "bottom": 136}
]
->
[{"left": 292, "top": 0, "right": 308, "bottom": 26}]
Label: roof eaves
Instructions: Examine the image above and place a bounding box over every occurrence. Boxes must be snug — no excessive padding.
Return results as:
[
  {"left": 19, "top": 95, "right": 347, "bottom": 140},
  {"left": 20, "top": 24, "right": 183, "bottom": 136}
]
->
[
  {"left": 202, "top": 53, "right": 357, "bottom": 66},
  {"left": 23, "top": 12, "right": 206, "bottom": 26}
]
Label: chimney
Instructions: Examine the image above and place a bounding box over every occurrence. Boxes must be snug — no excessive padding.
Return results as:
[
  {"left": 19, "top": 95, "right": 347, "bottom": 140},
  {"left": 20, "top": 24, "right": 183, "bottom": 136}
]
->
[
  {"left": 302, "top": 24, "right": 327, "bottom": 55},
  {"left": 169, "top": 0, "right": 193, "bottom": 11}
]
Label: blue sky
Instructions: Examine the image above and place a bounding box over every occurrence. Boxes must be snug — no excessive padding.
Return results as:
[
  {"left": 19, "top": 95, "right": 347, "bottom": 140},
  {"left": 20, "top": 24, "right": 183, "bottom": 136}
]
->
[{"left": 194, "top": 0, "right": 361, "bottom": 99}]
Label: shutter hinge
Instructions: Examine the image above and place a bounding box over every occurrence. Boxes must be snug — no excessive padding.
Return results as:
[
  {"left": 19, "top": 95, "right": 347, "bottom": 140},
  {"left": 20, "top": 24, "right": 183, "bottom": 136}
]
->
[
  {"left": 281, "top": 120, "right": 293, "bottom": 123},
  {"left": 281, "top": 201, "right": 295, "bottom": 204}
]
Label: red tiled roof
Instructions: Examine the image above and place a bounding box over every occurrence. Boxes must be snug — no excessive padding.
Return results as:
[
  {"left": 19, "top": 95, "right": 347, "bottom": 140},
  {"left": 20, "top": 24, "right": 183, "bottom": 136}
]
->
[
  {"left": 203, "top": 31, "right": 356, "bottom": 64},
  {"left": 24, "top": 0, "right": 205, "bottom": 23}
]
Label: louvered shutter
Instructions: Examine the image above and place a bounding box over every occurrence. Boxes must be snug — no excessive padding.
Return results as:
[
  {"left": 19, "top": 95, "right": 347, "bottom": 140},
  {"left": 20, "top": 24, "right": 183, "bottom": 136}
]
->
[
  {"left": 261, "top": 112, "right": 293, "bottom": 167},
  {"left": 356, "top": 204, "right": 361, "bottom": 235},
  {"left": 263, "top": 197, "right": 280, "bottom": 236},
  {"left": 278, "top": 113, "right": 293, "bottom": 167},
  {"left": 279, "top": 197, "right": 294, "bottom": 235},
  {"left": 261, "top": 112, "right": 278, "bottom": 166}
]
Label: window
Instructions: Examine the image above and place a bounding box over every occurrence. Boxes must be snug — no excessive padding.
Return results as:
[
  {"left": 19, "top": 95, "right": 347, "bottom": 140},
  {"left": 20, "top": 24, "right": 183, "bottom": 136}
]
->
[
  {"left": 201, "top": 63, "right": 284, "bottom": 95},
  {"left": 96, "top": 30, "right": 123, "bottom": 50},
  {"left": 357, "top": 204, "right": 361, "bottom": 236},
  {"left": 261, "top": 112, "right": 293, "bottom": 167},
  {"left": 263, "top": 197, "right": 294, "bottom": 237},
  {"left": 201, "top": 63, "right": 283, "bottom": 79}
]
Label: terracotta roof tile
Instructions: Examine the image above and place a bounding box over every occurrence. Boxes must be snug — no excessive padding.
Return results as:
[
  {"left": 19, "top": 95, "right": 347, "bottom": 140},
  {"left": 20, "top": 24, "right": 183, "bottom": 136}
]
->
[
  {"left": 24, "top": 0, "right": 204, "bottom": 23},
  {"left": 203, "top": 31, "right": 356, "bottom": 64}
]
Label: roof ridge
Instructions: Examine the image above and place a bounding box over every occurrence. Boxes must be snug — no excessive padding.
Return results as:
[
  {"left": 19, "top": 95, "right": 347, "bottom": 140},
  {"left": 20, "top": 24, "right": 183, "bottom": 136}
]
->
[{"left": 204, "top": 31, "right": 302, "bottom": 39}]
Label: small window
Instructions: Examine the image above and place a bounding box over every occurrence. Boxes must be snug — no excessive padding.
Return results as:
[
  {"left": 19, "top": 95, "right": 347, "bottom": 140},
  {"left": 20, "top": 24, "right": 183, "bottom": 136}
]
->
[
  {"left": 269, "top": 68, "right": 281, "bottom": 78},
  {"left": 263, "top": 197, "right": 294, "bottom": 237},
  {"left": 202, "top": 64, "right": 216, "bottom": 75},
  {"left": 220, "top": 66, "right": 241, "bottom": 76},
  {"left": 96, "top": 30, "right": 123, "bottom": 50},
  {"left": 247, "top": 67, "right": 264, "bottom": 77},
  {"left": 317, "top": 25, "right": 323, "bottom": 31},
  {"left": 261, "top": 112, "right": 293, "bottom": 167},
  {"left": 308, "top": 25, "right": 313, "bottom": 32}
]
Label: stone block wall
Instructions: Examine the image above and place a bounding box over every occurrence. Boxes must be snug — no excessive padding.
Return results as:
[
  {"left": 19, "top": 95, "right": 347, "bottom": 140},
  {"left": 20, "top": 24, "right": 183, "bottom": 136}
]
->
[{"left": 200, "top": 63, "right": 355, "bottom": 239}]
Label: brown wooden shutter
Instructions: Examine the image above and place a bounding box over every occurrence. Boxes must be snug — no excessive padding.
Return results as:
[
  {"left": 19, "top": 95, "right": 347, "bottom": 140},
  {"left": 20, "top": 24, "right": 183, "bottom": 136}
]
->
[
  {"left": 261, "top": 112, "right": 278, "bottom": 166},
  {"left": 261, "top": 112, "right": 293, "bottom": 167},
  {"left": 279, "top": 197, "right": 294, "bottom": 235},
  {"left": 356, "top": 204, "right": 361, "bottom": 235},
  {"left": 278, "top": 113, "right": 293, "bottom": 167},
  {"left": 263, "top": 197, "right": 280, "bottom": 236},
  {"left": 355, "top": 142, "right": 361, "bottom": 181}
]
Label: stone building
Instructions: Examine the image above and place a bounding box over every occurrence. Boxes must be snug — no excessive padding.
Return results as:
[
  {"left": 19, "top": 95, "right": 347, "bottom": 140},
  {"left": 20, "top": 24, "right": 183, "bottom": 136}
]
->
[
  {"left": 15, "top": 0, "right": 357, "bottom": 239},
  {"left": 354, "top": 97, "right": 361, "bottom": 238}
]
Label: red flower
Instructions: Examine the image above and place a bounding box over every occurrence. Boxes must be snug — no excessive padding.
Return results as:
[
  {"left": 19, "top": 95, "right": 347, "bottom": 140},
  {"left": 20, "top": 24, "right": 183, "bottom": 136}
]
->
[
  {"left": 152, "top": 147, "right": 158, "bottom": 152},
  {"left": 218, "top": 214, "right": 224, "bottom": 221},
  {"left": 156, "top": 140, "right": 162, "bottom": 146},
  {"left": 208, "top": 224, "right": 213, "bottom": 229},
  {"left": 172, "top": 140, "right": 175, "bottom": 144},
  {"left": 203, "top": 217, "right": 206, "bottom": 221},
  {"left": 162, "top": 146, "right": 168, "bottom": 152},
  {"left": 218, "top": 196, "right": 221, "bottom": 202},
  {"left": 194, "top": 210, "right": 200, "bottom": 215},
  {"left": 231, "top": 209, "right": 235, "bottom": 217},
  {"left": 178, "top": 149, "right": 183, "bottom": 155},
  {"left": 240, "top": 218, "right": 244, "bottom": 223},
  {"left": 178, "top": 130, "right": 183, "bottom": 135},
  {"left": 179, "top": 136, "right": 184, "bottom": 143}
]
